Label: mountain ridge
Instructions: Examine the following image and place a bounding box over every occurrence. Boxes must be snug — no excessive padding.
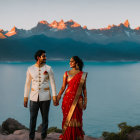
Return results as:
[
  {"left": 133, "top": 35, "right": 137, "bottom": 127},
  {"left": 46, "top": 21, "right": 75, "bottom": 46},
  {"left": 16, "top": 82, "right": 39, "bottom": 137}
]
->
[{"left": 1, "top": 19, "right": 140, "bottom": 44}]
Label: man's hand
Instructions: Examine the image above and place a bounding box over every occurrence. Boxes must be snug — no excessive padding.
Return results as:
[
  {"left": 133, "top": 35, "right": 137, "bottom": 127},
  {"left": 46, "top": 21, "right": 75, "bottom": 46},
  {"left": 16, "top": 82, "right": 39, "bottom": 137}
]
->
[
  {"left": 53, "top": 96, "right": 59, "bottom": 106},
  {"left": 24, "top": 97, "right": 28, "bottom": 108},
  {"left": 53, "top": 100, "right": 59, "bottom": 106}
]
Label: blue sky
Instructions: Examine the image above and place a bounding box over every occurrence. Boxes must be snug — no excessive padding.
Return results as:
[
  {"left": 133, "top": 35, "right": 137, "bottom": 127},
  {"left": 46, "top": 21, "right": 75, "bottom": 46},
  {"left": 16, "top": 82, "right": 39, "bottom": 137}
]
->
[{"left": 0, "top": 0, "right": 140, "bottom": 30}]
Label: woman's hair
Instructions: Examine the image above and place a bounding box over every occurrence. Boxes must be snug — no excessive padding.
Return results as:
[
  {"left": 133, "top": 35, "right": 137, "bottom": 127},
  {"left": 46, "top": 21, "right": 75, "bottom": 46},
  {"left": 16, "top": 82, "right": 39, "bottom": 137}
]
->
[
  {"left": 72, "top": 56, "right": 84, "bottom": 71},
  {"left": 34, "top": 50, "right": 46, "bottom": 61}
]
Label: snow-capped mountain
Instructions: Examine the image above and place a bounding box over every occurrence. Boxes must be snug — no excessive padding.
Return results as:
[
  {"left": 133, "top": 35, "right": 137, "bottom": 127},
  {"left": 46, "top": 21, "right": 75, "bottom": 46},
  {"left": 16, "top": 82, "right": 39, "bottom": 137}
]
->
[{"left": 1, "top": 19, "right": 140, "bottom": 44}]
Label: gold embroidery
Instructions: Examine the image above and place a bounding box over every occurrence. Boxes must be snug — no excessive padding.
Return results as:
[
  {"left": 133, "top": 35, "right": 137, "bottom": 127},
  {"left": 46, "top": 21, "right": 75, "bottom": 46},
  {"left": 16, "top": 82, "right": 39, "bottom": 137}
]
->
[
  {"left": 68, "top": 119, "right": 81, "bottom": 127},
  {"left": 31, "top": 88, "right": 35, "bottom": 91},
  {"left": 44, "top": 87, "right": 50, "bottom": 91},
  {"left": 66, "top": 88, "right": 70, "bottom": 93}
]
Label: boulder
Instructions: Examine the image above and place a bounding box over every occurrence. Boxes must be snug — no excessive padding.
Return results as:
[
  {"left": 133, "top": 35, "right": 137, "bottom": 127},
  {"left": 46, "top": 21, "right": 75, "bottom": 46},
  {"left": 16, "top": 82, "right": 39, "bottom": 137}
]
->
[{"left": 1, "top": 118, "right": 28, "bottom": 134}]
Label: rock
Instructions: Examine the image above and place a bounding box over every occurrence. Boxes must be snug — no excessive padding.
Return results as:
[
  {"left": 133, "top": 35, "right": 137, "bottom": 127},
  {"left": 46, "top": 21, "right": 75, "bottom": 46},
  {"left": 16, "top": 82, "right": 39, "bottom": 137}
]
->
[
  {"left": 1, "top": 118, "right": 28, "bottom": 134},
  {"left": 0, "top": 131, "right": 101, "bottom": 140},
  {"left": 37, "top": 124, "right": 62, "bottom": 133},
  {"left": 0, "top": 118, "right": 101, "bottom": 140},
  {"left": 13, "top": 129, "right": 28, "bottom": 135},
  {"left": 127, "top": 130, "right": 140, "bottom": 140}
]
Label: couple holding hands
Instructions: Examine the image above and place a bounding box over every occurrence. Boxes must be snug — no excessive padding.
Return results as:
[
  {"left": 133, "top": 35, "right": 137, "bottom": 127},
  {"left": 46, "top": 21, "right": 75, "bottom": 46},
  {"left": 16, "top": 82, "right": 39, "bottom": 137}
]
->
[{"left": 24, "top": 50, "right": 87, "bottom": 140}]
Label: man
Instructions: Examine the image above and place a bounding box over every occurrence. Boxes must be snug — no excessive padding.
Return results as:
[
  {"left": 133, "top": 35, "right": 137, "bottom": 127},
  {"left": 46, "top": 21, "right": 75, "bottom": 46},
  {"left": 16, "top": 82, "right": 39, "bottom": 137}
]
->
[{"left": 24, "top": 50, "right": 57, "bottom": 140}]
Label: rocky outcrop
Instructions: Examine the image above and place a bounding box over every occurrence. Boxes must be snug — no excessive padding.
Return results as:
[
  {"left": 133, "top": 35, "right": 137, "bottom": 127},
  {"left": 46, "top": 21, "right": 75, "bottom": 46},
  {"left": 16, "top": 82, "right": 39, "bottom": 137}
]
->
[
  {"left": 1, "top": 118, "right": 28, "bottom": 135},
  {"left": 0, "top": 130, "right": 101, "bottom": 140},
  {"left": 0, "top": 118, "right": 101, "bottom": 140}
]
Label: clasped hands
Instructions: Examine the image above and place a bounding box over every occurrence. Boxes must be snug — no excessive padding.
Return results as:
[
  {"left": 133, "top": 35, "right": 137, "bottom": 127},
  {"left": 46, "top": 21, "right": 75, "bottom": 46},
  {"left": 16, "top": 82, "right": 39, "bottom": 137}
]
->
[{"left": 53, "top": 94, "right": 61, "bottom": 106}]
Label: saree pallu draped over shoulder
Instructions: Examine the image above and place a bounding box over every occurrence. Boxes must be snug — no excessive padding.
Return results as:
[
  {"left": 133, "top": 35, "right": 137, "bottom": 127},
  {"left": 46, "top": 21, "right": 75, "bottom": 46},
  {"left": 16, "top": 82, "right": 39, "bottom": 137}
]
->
[{"left": 59, "top": 71, "right": 87, "bottom": 140}]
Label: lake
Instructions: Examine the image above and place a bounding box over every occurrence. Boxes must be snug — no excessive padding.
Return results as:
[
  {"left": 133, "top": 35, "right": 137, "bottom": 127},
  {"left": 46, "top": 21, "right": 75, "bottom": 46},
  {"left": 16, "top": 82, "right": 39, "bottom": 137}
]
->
[{"left": 0, "top": 61, "right": 140, "bottom": 138}]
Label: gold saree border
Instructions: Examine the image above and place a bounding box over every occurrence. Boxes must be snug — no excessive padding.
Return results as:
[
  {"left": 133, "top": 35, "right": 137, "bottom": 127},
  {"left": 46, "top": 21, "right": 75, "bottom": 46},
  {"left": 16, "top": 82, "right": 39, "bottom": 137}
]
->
[{"left": 62, "top": 72, "right": 87, "bottom": 134}]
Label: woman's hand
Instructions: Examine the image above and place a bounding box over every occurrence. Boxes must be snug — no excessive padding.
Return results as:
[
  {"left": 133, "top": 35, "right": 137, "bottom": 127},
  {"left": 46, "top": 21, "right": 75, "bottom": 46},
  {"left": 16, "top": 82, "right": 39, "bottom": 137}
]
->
[
  {"left": 83, "top": 97, "right": 87, "bottom": 110},
  {"left": 83, "top": 103, "right": 87, "bottom": 110}
]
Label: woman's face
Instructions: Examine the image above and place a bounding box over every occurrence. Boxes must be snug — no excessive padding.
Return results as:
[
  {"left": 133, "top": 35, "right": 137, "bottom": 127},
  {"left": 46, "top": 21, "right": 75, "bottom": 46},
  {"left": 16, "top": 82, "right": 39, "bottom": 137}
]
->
[{"left": 69, "top": 58, "right": 76, "bottom": 68}]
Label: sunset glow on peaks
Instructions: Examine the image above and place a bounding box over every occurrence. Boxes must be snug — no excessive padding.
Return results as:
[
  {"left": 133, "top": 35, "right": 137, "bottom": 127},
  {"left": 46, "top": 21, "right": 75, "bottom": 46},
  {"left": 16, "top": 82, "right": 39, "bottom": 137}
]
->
[
  {"left": 135, "top": 27, "right": 140, "bottom": 30},
  {"left": 123, "top": 19, "right": 130, "bottom": 28},
  {"left": 50, "top": 20, "right": 58, "bottom": 28},
  {"left": 39, "top": 20, "right": 48, "bottom": 25},
  {"left": 99, "top": 24, "right": 116, "bottom": 30},
  {"left": 49, "top": 20, "right": 66, "bottom": 30},
  {"left": 5, "top": 26, "right": 17, "bottom": 36},
  {"left": 57, "top": 20, "right": 66, "bottom": 30},
  {"left": 0, "top": 32, "right": 6, "bottom": 39},
  {"left": 69, "top": 19, "right": 74, "bottom": 22},
  {"left": 71, "top": 22, "right": 81, "bottom": 28},
  {"left": 0, "top": 29, "right": 4, "bottom": 32},
  {"left": 83, "top": 26, "right": 87, "bottom": 29}
]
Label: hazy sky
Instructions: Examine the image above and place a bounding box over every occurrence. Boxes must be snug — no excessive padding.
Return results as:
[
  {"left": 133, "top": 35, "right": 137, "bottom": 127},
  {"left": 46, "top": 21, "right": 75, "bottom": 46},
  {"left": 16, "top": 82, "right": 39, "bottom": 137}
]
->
[{"left": 0, "top": 0, "right": 140, "bottom": 30}]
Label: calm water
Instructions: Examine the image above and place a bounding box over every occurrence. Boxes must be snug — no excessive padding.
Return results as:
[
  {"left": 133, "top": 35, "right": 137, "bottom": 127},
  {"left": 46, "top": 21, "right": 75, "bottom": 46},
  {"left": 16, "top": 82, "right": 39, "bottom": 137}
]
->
[{"left": 0, "top": 61, "right": 140, "bottom": 138}]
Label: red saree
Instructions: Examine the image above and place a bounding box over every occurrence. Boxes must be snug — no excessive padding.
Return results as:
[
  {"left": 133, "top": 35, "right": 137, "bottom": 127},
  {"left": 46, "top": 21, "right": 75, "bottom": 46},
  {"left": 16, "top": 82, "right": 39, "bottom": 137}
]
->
[{"left": 59, "top": 71, "right": 87, "bottom": 140}]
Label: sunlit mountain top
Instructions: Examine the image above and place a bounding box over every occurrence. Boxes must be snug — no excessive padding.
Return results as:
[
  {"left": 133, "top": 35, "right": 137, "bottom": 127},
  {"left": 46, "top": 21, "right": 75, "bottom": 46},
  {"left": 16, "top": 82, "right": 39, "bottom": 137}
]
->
[
  {"left": 5, "top": 26, "right": 17, "bottom": 37},
  {"left": 39, "top": 20, "right": 49, "bottom": 25},
  {"left": 123, "top": 19, "right": 130, "bottom": 28},
  {"left": 0, "top": 32, "right": 6, "bottom": 39}
]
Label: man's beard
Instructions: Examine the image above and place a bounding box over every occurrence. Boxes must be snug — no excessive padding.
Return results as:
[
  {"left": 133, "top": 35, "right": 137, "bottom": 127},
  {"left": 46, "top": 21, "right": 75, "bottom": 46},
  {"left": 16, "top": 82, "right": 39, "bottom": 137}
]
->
[
  {"left": 42, "top": 59, "right": 46, "bottom": 63},
  {"left": 40, "top": 59, "right": 46, "bottom": 64}
]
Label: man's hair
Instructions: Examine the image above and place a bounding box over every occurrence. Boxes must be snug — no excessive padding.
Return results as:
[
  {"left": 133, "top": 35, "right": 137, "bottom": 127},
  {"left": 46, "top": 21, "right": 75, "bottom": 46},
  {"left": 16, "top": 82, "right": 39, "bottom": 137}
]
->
[{"left": 34, "top": 50, "right": 46, "bottom": 61}]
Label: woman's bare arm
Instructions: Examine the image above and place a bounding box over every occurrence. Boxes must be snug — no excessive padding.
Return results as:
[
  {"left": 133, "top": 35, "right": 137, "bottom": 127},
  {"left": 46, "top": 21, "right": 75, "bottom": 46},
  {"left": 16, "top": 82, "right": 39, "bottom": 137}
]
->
[
  {"left": 57, "top": 72, "right": 67, "bottom": 101},
  {"left": 83, "top": 79, "right": 87, "bottom": 110}
]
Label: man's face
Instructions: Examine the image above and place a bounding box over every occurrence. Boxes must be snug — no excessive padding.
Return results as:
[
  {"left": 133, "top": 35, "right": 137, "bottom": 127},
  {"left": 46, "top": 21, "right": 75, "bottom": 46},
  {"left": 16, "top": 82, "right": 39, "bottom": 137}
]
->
[{"left": 38, "top": 53, "right": 46, "bottom": 64}]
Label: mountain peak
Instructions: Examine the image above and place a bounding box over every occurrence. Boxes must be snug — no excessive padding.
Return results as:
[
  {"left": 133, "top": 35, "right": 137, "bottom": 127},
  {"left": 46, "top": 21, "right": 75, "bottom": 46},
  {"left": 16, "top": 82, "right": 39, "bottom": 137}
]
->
[
  {"left": 49, "top": 20, "right": 66, "bottom": 30},
  {"left": 135, "top": 27, "right": 140, "bottom": 30},
  {"left": 58, "top": 20, "right": 66, "bottom": 30},
  {"left": 5, "top": 26, "right": 17, "bottom": 37},
  {"left": 71, "top": 21, "right": 81, "bottom": 28},
  {"left": 11, "top": 26, "right": 17, "bottom": 32},
  {"left": 83, "top": 25, "right": 87, "bottom": 29},
  {"left": 50, "top": 20, "right": 58, "bottom": 28},
  {"left": 99, "top": 24, "right": 115, "bottom": 30},
  {"left": 0, "top": 29, "right": 4, "bottom": 32},
  {"left": 0, "top": 32, "right": 6, "bottom": 39},
  {"left": 39, "top": 20, "right": 49, "bottom": 25},
  {"left": 69, "top": 19, "right": 74, "bottom": 23},
  {"left": 123, "top": 19, "right": 130, "bottom": 28}
]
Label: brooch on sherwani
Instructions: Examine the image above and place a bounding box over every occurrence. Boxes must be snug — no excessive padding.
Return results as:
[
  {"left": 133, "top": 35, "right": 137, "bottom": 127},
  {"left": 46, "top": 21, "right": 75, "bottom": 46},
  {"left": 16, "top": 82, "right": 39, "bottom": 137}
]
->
[{"left": 43, "top": 71, "right": 48, "bottom": 75}]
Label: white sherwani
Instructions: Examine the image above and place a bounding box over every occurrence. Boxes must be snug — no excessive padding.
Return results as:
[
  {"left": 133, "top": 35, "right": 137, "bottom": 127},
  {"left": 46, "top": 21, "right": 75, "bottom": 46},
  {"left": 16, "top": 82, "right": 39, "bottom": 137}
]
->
[{"left": 24, "top": 64, "right": 57, "bottom": 102}]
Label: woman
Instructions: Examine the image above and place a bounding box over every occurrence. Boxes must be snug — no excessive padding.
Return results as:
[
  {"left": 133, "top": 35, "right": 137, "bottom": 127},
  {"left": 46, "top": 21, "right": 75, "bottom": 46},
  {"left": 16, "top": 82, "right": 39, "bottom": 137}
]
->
[{"left": 57, "top": 56, "right": 88, "bottom": 140}]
